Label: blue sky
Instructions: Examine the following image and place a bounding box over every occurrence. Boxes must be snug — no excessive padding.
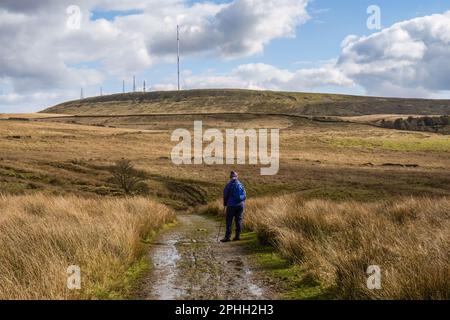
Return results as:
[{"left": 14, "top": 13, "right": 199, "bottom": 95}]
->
[
  {"left": 89, "top": 0, "right": 450, "bottom": 97},
  {"left": 1, "top": 0, "right": 450, "bottom": 112}
]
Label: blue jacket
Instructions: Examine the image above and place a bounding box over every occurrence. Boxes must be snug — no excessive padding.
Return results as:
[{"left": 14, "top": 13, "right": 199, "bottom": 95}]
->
[{"left": 223, "top": 179, "right": 246, "bottom": 207}]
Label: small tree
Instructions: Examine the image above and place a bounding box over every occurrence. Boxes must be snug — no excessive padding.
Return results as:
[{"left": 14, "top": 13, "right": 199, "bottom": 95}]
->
[{"left": 111, "top": 160, "right": 145, "bottom": 195}]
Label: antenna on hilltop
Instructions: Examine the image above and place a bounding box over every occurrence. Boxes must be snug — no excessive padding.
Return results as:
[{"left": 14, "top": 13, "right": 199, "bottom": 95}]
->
[
  {"left": 122, "top": 80, "right": 125, "bottom": 93},
  {"left": 143, "top": 80, "right": 146, "bottom": 92},
  {"left": 177, "top": 25, "right": 180, "bottom": 91},
  {"left": 80, "top": 88, "right": 84, "bottom": 100},
  {"left": 133, "top": 76, "right": 136, "bottom": 92},
  {"left": 100, "top": 87, "right": 103, "bottom": 96}
]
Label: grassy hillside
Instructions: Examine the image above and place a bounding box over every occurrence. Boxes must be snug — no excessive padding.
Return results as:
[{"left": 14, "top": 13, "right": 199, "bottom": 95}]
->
[{"left": 41, "top": 89, "right": 450, "bottom": 117}]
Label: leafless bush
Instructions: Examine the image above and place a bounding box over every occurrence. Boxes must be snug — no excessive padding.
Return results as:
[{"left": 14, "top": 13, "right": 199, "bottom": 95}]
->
[{"left": 111, "top": 160, "right": 146, "bottom": 195}]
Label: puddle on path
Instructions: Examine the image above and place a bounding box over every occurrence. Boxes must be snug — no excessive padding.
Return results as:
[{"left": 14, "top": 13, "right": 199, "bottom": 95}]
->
[{"left": 137, "top": 214, "right": 269, "bottom": 300}]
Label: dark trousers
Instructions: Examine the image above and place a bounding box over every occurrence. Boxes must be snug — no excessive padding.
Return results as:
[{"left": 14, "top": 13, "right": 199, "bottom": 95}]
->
[{"left": 225, "top": 204, "right": 244, "bottom": 240}]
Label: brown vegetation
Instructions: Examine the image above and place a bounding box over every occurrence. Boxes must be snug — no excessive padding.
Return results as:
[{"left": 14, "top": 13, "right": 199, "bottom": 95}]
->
[
  {"left": 0, "top": 194, "right": 174, "bottom": 299},
  {"left": 243, "top": 195, "right": 449, "bottom": 300}
]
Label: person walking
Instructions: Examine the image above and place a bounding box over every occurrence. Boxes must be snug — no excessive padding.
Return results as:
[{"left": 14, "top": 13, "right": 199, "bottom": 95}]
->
[{"left": 221, "top": 171, "right": 247, "bottom": 242}]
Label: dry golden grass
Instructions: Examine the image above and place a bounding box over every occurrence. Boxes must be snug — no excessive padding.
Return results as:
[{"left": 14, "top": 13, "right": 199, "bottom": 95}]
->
[
  {"left": 0, "top": 194, "right": 174, "bottom": 300},
  {"left": 0, "top": 113, "right": 68, "bottom": 119},
  {"left": 243, "top": 195, "right": 450, "bottom": 300}
]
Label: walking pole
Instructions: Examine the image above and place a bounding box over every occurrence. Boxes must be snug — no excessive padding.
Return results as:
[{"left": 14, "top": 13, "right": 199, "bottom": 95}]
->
[
  {"left": 217, "top": 220, "right": 223, "bottom": 243},
  {"left": 217, "top": 207, "right": 226, "bottom": 242}
]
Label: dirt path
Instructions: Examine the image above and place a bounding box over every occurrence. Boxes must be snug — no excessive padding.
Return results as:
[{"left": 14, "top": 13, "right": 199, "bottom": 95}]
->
[{"left": 137, "top": 214, "right": 271, "bottom": 300}]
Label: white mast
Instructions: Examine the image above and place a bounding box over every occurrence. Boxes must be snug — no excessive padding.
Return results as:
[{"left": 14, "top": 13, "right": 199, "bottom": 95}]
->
[{"left": 177, "top": 25, "right": 180, "bottom": 91}]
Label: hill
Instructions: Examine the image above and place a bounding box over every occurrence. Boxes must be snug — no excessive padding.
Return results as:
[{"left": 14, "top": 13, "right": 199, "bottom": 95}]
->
[{"left": 41, "top": 89, "right": 450, "bottom": 117}]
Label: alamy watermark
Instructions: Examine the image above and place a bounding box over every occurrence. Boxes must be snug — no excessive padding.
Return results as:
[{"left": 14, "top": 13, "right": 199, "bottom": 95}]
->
[
  {"left": 67, "top": 265, "right": 81, "bottom": 290},
  {"left": 170, "top": 121, "right": 280, "bottom": 176},
  {"left": 367, "top": 5, "right": 382, "bottom": 30},
  {"left": 366, "top": 265, "right": 382, "bottom": 290},
  {"left": 66, "top": 5, "right": 82, "bottom": 30}
]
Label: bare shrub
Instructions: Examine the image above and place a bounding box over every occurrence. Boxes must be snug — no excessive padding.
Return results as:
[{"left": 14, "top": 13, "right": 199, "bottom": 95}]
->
[{"left": 111, "top": 160, "right": 146, "bottom": 195}]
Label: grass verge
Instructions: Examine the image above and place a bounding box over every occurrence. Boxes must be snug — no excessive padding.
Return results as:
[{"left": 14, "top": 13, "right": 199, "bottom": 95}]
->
[
  {"left": 245, "top": 195, "right": 450, "bottom": 300},
  {"left": 198, "top": 203, "right": 333, "bottom": 299},
  {"left": 0, "top": 194, "right": 175, "bottom": 299},
  {"left": 239, "top": 231, "right": 333, "bottom": 300}
]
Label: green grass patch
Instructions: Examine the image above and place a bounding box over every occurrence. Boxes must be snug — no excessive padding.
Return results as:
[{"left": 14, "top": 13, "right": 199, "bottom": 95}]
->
[
  {"left": 141, "top": 221, "right": 178, "bottom": 244},
  {"left": 300, "top": 186, "right": 387, "bottom": 202},
  {"left": 91, "top": 257, "right": 150, "bottom": 300},
  {"left": 0, "top": 181, "right": 29, "bottom": 194},
  {"left": 93, "top": 220, "right": 178, "bottom": 300},
  {"left": 239, "top": 231, "right": 333, "bottom": 300},
  {"left": 329, "top": 137, "right": 450, "bottom": 152},
  {"left": 248, "top": 182, "right": 298, "bottom": 198}
]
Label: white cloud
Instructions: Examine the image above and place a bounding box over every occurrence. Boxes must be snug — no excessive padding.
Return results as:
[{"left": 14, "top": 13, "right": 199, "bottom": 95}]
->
[
  {"left": 183, "top": 10, "right": 450, "bottom": 99},
  {"left": 160, "top": 10, "right": 450, "bottom": 98},
  {"left": 337, "top": 11, "right": 450, "bottom": 97},
  {"left": 0, "top": 0, "right": 310, "bottom": 111},
  {"left": 2, "top": 2, "right": 450, "bottom": 113},
  {"left": 154, "top": 62, "right": 353, "bottom": 91}
]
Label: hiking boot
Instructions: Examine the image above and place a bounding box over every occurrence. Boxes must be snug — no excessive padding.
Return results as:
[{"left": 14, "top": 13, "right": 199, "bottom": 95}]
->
[{"left": 220, "top": 238, "right": 231, "bottom": 243}]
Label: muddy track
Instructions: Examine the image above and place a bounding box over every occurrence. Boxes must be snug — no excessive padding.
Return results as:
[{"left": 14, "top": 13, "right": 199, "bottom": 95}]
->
[{"left": 136, "top": 214, "right": 271, "bottom": 300}]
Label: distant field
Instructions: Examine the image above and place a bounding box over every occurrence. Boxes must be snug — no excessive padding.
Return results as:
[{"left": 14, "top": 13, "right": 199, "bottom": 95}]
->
[
  {"left": 329, "top": 136, "right": 450, "bottom": 152},
  {"left": 42, "top": 89, "right": 450, "bottom": 117},
  {"left": 1, "top": 113, "right": 449, "bottom": 208}
]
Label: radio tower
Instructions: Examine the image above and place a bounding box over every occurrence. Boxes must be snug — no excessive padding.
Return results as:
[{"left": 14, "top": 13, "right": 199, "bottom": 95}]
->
[
  {"left": 122, "top": 80, "right": 125, "bottom": 93},
  {"left": 133, "top": 76, "right": 136, "bottom": 92},
  {"left": 143, "top": 80, "right": 146, "bottom": 92},
  {"left": 177, "top": 25, "right": 180, "bottom": 91},
  {"left": 80, "top": 88, "right": 84, "bottom": 99}
]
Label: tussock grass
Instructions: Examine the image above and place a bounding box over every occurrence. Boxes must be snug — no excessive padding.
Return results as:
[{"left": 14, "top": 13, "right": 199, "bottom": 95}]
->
[
  {"left": 0, "top": 194, "right": 174, "bottom": 299},
  {"left": 244, "top": 195, "right": 449, "bottom": 300}
]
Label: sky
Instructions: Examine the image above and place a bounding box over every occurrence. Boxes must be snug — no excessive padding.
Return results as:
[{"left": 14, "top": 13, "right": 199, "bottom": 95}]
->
[{"left": 1, "top": 0, "right": 450, "bottom": 112}]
